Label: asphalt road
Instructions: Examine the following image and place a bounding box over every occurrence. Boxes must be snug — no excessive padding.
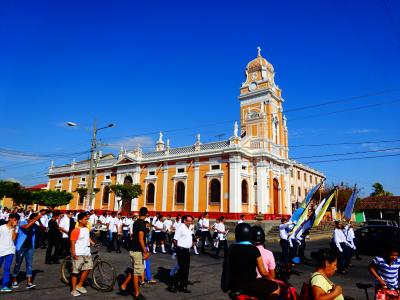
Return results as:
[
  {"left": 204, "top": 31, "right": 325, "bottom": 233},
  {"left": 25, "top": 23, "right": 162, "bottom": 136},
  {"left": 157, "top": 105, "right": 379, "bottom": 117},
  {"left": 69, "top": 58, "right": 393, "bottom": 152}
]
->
[{"left": 0, "top": 239, "right": 376, "bottom": 300}]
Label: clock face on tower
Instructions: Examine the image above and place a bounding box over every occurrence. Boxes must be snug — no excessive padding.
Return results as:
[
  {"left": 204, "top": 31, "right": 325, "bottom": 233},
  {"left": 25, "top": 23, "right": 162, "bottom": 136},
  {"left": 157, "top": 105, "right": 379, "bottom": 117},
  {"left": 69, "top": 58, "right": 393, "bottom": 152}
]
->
[{"left": 248, "top": 82, "right": 257, "bottom": 92}]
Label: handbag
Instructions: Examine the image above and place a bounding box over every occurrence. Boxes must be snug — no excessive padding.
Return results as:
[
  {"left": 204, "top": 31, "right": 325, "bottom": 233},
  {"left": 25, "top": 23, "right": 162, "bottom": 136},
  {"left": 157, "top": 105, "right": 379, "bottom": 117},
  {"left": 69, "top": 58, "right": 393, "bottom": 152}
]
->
[{"left": 376, "top": 289, "right": 400, "bottom": 300}]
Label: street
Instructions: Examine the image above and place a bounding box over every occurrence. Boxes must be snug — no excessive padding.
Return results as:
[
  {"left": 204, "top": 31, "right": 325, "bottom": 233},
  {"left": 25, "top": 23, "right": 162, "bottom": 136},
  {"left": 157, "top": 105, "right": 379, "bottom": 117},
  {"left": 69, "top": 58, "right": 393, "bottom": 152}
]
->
[{"left": 0, "top": 238, "right": 376, "bottom": 300}]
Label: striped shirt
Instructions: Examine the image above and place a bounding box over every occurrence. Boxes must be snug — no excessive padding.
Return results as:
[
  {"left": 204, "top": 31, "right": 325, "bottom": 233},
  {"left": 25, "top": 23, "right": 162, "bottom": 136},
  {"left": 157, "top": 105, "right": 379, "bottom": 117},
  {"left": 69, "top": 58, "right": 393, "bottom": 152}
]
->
[{"left": 372, "top": 256, "right": 400, "bottom": 289}]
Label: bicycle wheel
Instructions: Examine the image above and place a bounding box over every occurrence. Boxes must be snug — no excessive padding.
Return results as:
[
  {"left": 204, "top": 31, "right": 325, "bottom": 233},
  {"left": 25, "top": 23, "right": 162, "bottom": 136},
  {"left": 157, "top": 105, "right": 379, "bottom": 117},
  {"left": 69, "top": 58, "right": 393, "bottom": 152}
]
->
[
  {"left": 60, "top": 257, "right": 73, "bottom": 285},
  {"left": 91, "top": 260, "right": 116, "bottom": 292}
]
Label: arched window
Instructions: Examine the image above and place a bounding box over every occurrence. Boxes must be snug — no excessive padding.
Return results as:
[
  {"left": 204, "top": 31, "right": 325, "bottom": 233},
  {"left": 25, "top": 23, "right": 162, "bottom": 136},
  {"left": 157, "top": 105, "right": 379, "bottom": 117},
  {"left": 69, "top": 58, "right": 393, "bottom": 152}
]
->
[
  {"left": 241, "top": 180, "right": 248, "bottom": 204},
  {"left": 209, "top": 179, "right": 221, "bottom": 203},
  {"left": 124, "top": 176, "right": 133, "bottom": 185},
  {"left": 146, "top": 183, "right": 155, "bottom": 204},
  {"left": 175, "top": 181, "right": 185, "bottom": 204},
  {"left": 78, "top": 193, "right": 85, "bottom": 205},
  {"left": 102, "top": 186, "right": 110, "bottom": 205}
]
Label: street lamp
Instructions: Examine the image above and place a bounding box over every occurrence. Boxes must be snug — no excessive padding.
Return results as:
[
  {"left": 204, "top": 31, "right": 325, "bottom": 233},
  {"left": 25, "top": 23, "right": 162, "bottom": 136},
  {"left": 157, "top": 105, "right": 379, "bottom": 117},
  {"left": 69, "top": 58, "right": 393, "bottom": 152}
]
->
[{"left": 67, "top": 120, "right": 115, "bottom": 210}]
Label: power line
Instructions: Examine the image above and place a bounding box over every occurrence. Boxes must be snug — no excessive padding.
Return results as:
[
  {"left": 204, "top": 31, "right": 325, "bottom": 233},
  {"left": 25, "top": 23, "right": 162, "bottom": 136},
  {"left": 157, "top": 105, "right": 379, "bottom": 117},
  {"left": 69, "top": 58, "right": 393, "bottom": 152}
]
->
[
  {"left": 303, "top": 153, "right": 400, "bottom": 164},
  {"left": 292, "top": 146, "right": 400, "bottom": 160},
  {"left": 99, "top": 90, "right": 400, "bottom": 142},
  {"left": 383, "top": 0, "right": 400, "bottom": 44},
  {"left": 284, "top": 88, "right": 400, "bottom": 113},
  {"left": 290, "top": 98, "right": 400, "bottom": 121},
  {"left": 290, "top": 138, "right": 400, "bottom": 148}
]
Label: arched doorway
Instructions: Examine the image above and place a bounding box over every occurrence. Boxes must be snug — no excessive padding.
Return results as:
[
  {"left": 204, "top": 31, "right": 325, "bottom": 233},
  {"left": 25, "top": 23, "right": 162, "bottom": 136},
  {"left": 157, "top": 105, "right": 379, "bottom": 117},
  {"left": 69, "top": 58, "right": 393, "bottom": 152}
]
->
[
  {"left": 122, "top": 176, "right": 133, "bottom": 212},
  {"left": 273, "top": 178, "right": 279, "bottom": 215}
]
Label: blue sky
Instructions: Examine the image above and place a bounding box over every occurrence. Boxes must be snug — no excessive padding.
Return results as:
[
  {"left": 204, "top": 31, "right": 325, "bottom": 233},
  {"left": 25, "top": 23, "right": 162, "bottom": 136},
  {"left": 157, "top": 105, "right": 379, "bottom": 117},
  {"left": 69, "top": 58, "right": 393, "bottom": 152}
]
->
[{"left": 0, "top": 0, "right": 399, "bottom": 196}]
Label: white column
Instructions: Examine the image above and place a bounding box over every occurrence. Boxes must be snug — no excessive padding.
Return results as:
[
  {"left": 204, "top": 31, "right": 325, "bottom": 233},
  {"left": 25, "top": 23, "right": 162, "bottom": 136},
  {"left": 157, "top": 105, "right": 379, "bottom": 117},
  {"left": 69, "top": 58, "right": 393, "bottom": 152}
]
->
[
  {"left": 229, "top": 155, "right": 242, "bottom": 213},
  {"left": 193, "top": 159, "right": 200, "bottom": 212},
  {"left": 67, "top": 176, "right": 73, "bottom": 210},
  {"left": 256, "top": 160, "right": 269, "bottom": 214},
  {"left": 162, "top": 164, "right": 168, "bottom": 211},
  {"left": 284, "top": 170, "right": 291, "bottom": 215}
]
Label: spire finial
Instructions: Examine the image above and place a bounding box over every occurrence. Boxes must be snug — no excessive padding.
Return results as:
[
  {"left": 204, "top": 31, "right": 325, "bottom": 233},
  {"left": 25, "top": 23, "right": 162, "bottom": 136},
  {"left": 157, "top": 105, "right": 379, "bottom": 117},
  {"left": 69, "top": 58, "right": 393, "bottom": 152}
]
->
[{"left": 257, "top": 46, "right": 261, "bottom": 57}]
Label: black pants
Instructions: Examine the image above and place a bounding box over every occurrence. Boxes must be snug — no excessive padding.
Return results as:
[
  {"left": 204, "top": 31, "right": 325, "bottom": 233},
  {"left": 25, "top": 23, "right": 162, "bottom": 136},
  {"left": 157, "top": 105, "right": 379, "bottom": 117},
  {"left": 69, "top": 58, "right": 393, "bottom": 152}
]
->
[
  {"left": 333, "top": 242, "right": 349, "bottom": 271},
  {"left": 201, "top": 231, "right": 215, "bottom": 251},
  {"left": 280, "top": 239, "right": 289, "bottom": 265},
  {"left": 173, "top": 247, "right": 190, "bottom": 289},
  {"left": 298, "top": 239, "right": 306, "bottom": 261},
  {"left": 289, "top": 241, "right": 298, "bottom": 263},
  {"left": 108, "top": 232, "right": 120, "bottom": 252},
  {"left": 216, "top": 239, "right": 228, "bottom": 257},
  {"left": 60, "top": 238, "right": 70, "bottom": 257},
  {"left": 45, "top": 237, "right": 60, "bottom": 262},
  {"left": 100, "top": 230, "right": 108, "bottom": 245}
]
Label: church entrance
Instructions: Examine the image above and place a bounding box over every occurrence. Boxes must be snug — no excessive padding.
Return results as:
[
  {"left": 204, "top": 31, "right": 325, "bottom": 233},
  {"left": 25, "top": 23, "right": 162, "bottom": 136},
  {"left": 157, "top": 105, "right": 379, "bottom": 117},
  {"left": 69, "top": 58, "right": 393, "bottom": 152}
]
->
[
  {"left": 122, "top": 176, "right": 133, "bottom": 212},
  {"left": 273, "top": 178, "right": 279, "bottom": 215}
]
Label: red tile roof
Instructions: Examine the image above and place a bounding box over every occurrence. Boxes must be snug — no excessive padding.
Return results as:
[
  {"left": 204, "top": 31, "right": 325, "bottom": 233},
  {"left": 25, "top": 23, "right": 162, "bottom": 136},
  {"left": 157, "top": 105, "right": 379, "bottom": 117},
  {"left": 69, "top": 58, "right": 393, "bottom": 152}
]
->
[
  {"left": 24, "top": 183, "right": 47, "bottom": 191},
  {"left": 355, "top": 196, "right": 400, "bottom": 210}
]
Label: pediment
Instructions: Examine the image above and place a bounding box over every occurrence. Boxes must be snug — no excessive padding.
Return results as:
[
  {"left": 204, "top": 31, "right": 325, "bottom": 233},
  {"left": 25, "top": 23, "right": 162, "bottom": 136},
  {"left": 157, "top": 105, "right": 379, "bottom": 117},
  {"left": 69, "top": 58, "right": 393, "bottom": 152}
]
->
[{"left": 115, "top": 155, "right": 137, "bottom": 165}]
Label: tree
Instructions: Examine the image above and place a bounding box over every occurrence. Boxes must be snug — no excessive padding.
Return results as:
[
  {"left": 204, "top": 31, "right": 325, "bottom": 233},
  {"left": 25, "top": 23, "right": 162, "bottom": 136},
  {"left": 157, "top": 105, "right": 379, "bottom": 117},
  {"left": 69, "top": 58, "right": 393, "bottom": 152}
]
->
[
  {"left": 0, "top": 180, "right": 21, "bottom": 199},
  {"left": 110, "top": 184, "right": 142, "bottom": 211},
  {"left": 34, "top": 190, "right": 73, "bottom": 209},
  {"left": 370, "top": 182, "right": 393, "bottom": 197},
  {"left": 318, "top": 182, "right": 358, "bottom": 211}
]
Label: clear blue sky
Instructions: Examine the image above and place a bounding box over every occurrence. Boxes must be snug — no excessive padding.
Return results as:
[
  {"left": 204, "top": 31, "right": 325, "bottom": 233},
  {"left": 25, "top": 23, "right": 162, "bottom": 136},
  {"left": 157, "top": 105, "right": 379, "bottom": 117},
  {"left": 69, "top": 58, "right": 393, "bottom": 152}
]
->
[{"left": 1, "top": 0, "right": 399, "bottom": 196}]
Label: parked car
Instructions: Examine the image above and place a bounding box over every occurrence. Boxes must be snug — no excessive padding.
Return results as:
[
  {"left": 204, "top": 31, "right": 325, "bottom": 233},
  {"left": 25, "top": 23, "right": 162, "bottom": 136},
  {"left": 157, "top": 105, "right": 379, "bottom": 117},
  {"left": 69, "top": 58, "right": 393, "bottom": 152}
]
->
[
  {"left": 364, "top": 219, "right": 398, "bottom": 227},
  {"left": 354, "top": 225, "right": 400, "bottom": 256}
]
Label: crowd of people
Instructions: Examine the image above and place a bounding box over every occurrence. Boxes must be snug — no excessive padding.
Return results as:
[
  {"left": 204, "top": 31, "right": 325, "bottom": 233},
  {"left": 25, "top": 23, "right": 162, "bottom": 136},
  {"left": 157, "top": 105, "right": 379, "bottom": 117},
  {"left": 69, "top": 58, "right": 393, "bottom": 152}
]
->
[{"left": 0, "top": 206, "right": 399, "bottom": 300}]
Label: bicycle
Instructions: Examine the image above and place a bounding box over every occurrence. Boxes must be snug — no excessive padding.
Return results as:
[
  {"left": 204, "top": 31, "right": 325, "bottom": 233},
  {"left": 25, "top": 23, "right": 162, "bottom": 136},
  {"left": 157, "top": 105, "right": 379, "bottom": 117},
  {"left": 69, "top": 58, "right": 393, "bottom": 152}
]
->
[{"left": 60, "top": 249, "right": 117, "bottom": 292}]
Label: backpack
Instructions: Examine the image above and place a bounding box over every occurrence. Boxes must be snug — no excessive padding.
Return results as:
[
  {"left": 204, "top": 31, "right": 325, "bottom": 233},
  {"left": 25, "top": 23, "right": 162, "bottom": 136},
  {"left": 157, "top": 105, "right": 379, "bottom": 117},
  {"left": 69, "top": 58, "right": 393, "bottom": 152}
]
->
[{"left": 299, "top": 273, "right": 320, "bottom": 300}]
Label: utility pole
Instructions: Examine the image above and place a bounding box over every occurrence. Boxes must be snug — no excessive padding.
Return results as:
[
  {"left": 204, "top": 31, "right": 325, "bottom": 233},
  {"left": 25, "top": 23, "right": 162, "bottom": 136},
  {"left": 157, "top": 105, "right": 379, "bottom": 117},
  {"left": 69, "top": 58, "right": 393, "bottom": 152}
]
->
[{"left": 86, "top": 120, "right": 97, "bottom": 211}]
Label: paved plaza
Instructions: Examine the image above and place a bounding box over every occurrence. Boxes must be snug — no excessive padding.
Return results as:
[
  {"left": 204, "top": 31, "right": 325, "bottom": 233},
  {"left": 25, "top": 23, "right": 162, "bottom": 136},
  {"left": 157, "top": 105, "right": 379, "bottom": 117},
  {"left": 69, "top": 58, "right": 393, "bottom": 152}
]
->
[{"left": 1, "top": 238, "right": 375, "bottom": 300}]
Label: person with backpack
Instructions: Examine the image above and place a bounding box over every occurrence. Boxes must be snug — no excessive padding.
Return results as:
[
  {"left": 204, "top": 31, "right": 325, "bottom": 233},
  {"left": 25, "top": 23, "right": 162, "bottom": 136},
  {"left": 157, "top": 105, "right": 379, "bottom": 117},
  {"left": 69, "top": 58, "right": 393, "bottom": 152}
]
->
[{"left": 308, "top": 249, "right": 344, "bottom": 300}]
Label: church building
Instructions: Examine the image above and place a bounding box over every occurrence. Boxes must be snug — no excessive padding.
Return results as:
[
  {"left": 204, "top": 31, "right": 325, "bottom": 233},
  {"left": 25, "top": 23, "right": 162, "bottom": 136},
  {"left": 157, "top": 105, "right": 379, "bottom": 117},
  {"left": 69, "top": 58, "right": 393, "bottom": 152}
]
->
[{"left": 47, "top": 49, "right": 324, "bottom": 219}]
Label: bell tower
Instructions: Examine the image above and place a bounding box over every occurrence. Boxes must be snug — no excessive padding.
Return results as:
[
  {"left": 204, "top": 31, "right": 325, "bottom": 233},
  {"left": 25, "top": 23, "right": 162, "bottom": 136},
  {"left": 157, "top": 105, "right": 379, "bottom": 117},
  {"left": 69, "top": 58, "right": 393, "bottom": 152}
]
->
[{"left": 238, "top": 47, "right": 288, "bottom": 159}]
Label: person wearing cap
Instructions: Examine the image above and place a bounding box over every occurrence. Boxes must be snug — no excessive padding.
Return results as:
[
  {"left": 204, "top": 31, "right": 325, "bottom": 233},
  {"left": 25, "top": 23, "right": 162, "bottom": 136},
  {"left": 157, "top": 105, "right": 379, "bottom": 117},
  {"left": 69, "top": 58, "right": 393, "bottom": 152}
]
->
[{"left": 221, "top": 223, "right": 280, "bottom": 299}]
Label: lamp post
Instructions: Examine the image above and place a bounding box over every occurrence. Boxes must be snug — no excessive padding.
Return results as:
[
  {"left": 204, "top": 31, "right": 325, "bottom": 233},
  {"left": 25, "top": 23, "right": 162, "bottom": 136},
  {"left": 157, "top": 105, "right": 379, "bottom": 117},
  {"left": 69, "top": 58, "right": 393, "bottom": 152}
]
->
[{"left": 68, "top": 120, "right": 115, "bottom": 210}]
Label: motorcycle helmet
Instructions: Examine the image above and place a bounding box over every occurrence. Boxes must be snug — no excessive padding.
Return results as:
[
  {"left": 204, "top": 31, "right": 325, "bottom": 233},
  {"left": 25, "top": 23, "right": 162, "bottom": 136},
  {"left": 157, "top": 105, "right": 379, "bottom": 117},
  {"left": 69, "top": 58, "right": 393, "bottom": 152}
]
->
[
  {"left": 251, "top": 226, "right": 265, "bottom": 245},
  {"left": 235, "top": 223, "right": 252, "bottom": 242}
]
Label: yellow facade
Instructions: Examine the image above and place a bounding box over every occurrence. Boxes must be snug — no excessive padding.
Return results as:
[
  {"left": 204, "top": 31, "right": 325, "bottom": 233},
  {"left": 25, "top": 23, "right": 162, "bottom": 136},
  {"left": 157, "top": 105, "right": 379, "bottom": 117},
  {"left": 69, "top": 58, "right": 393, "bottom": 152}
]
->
[{"left": 47, "top": 49, "right": 324, "bottom": 218}]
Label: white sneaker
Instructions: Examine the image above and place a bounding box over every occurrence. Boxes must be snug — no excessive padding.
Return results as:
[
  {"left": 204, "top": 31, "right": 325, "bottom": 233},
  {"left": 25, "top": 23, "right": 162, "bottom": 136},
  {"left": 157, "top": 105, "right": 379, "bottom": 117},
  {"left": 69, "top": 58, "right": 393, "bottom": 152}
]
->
[
  {"left": 71, "top": 290, "right": 81, "bottom": 297},
  {"left": 75, "top": 286, "right": 87, "bottom": 294},
  {"left": 12, "top": 282, "right": 19, "bottom": 289}
]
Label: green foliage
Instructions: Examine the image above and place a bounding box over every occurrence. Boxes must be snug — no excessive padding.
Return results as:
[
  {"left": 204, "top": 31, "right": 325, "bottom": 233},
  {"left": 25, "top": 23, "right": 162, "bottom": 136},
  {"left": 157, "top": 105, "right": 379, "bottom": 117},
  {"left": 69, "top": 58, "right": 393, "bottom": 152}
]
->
[
  {"left": 110, "top": 184, "right": 142, "bottom": 209},
  {"left": 74, "top": 187, "right": 100, "bottom": 197},
  {"left": 34, "top": 190, "right": 73, "bottom": 209},
  {"left": 370, "top": 182, "right": 393, "bottom": 197},
  {"left": 0, "top": 180, "right": 21, "bottom": 199},
  {"left": 319, "top": 182, "right": 358, "bottom": 211}
]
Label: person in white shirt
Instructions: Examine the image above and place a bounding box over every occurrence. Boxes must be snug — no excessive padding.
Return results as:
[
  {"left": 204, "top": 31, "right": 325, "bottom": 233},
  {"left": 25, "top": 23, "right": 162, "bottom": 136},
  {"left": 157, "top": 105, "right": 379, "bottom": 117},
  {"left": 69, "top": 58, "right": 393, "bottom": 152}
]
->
[
  {"left": 189, "top": 220, "right": 199, "bottom": 255},
  {"left": 152, "top": 215, "right": 166, "bottom": 254},
  {"left": 0, "top": 208, "right": 10, "bottom": 223},
  {"left": 122, "top": 213, "right": 133, "bottom": 248},
  {"left": 107, "top": 212, "right": 121, "bottom": 253},
  {"left": 332, "top": 221, "right": 352, "bottom": 273},
  {"left": 344, "top": 222, "right": 356, "bottom": 269},
  {"left": 88, "top": 210, "right": 98, "bottom": 239},
  {"left": 98, "top": 212, "right": 108, "bottom": 245},
  {"left": 168, "top": 215, "right": 193, "bottom": 293},
  {"left": 0, "top": 213, "right": 20, "bottom": 292},
  {"left": 214, "top": 216, "right": 228, "bottom": 259},
  {"left": 70, "top": 212, "right": 95, "bottom": 297},
  {"left": 37, "top": 209, "right": 50, "bottom": 249},
  {"left": 279, "top": 217, "right": 293, "bottom": 265},
  {"left": 59, "top": 211, "right": 72, "bottom": 257},
  {"left": 238, "top": 214, "right": 245, "bottom": 224},
  {"left": 164, "top": 215, "right": 173, "bottom": 245},
  {"left": 200, "top": 212, "right": 216, "bottom": 253}
]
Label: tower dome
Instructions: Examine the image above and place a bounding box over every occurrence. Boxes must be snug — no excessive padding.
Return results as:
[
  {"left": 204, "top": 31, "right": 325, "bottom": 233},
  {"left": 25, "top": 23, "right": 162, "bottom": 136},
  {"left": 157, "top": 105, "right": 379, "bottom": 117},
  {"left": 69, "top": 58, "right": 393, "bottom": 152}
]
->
[{"left": 241, "top": 47, "right": 276, "bottom": 94}]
